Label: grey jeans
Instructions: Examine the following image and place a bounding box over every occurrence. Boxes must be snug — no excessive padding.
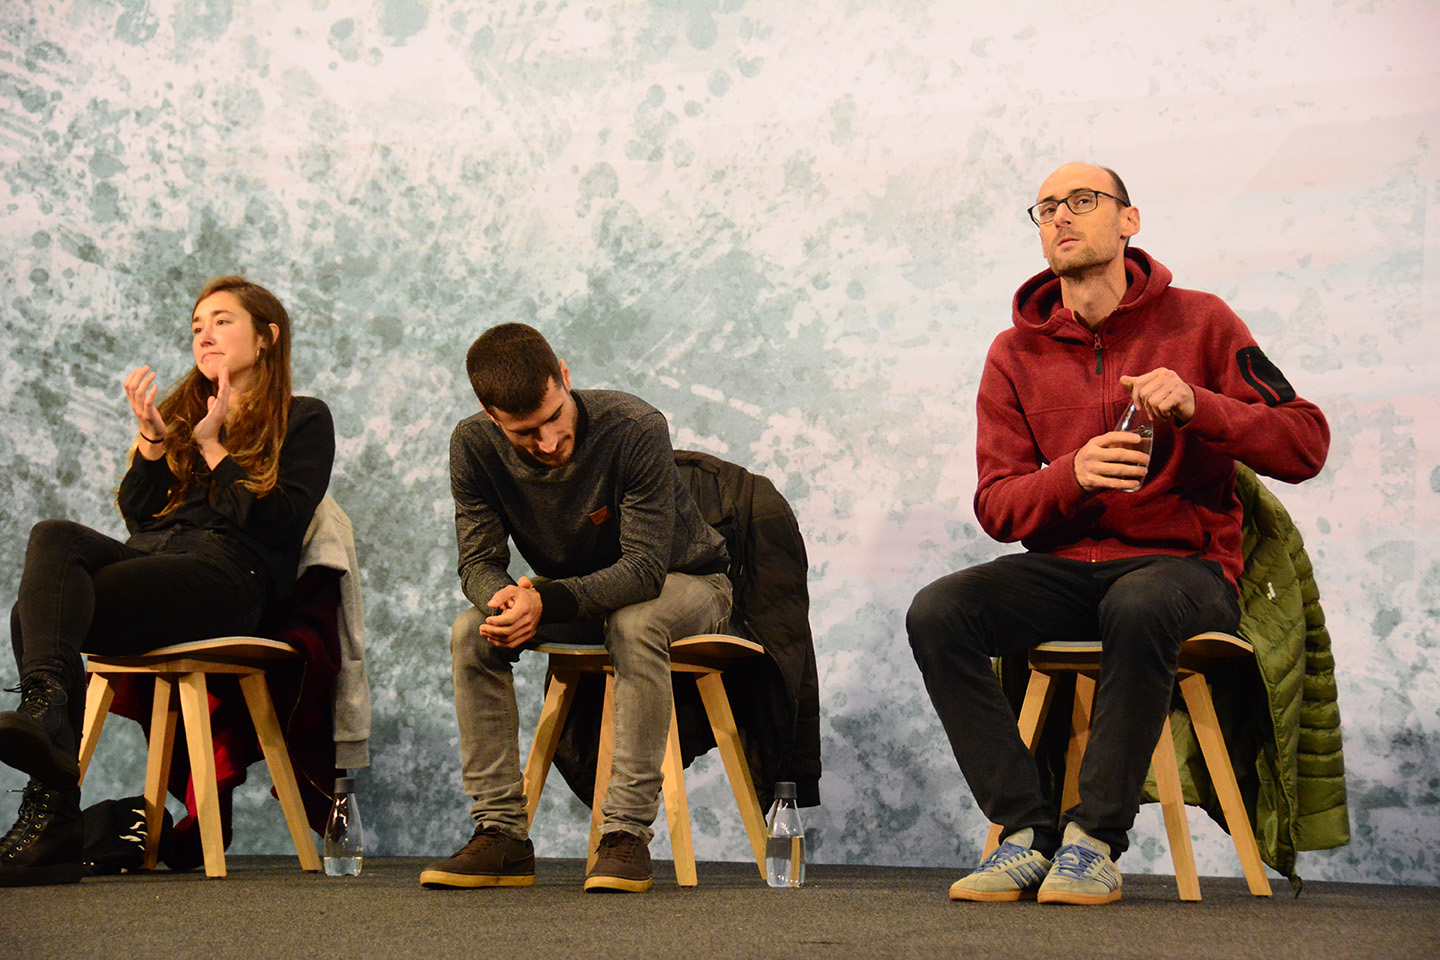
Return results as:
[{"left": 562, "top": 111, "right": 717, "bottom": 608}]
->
[{"left": 449, "top": 571, "right": 732, "bottom": 842}]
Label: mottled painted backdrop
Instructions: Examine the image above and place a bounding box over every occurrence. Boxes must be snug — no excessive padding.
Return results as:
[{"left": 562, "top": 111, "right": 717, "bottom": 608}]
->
[{"left": 2, "top": 1, "right": 1437, "bottom": 886}]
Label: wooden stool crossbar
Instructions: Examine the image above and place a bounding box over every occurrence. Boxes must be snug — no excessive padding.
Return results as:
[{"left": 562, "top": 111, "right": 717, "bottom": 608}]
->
[
  {"left": 521, "top": 634, "right": 769, "bottom": 887},
  {"left": 982, "top": 631, "right": 1272, "bottom": 901},
  {"left": 78, "top": 637, "right": 322, "bottom": 878}
]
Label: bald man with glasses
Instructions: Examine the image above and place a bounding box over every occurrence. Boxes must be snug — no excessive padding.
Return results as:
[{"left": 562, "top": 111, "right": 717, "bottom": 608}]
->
[{"left": 907, "top": 162, "right": 1330, "bottom": 904}]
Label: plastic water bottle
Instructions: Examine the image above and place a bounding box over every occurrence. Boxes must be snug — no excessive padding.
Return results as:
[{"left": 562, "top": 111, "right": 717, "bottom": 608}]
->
[
  {"left": 323, "top": 776, "right": 363, "bottom": 877},
  {"left": 765, "top": 781, "right": 805, "bottom": 888}
]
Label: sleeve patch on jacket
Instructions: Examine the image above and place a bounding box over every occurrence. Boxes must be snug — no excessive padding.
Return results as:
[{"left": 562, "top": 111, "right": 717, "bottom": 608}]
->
[{"left": 1236, "top": 346, "right": 1297, "bottom": 406}]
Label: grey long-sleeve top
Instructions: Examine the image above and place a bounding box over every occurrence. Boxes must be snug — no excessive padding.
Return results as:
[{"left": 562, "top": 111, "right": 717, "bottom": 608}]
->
[{"left": 450, "top": 389, "right": 727, "bottom": 621}]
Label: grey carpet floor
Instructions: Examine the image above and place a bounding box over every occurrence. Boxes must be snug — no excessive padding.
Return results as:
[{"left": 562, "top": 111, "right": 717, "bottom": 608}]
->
[{"left": 4, "top": 857, "right": 1438, "bottom": 960}]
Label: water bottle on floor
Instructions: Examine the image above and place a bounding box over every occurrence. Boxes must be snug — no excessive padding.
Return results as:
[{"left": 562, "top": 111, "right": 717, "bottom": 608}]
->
[
  {"left": 323, "top": 776, "right": 364, "bottom": 877},
  {"left": 765, "top": 781, "right": 805, "bottom": 888}
]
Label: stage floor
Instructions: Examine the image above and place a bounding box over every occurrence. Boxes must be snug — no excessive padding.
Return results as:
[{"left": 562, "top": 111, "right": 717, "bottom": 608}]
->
[{"left": 5, "top": 856, "right": 1438, "bottom": 960}]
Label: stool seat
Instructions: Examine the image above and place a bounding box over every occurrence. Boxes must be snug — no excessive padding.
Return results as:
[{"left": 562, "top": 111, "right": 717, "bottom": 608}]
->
[
  {"left": 533, "top": 634, "right": 765, "bottom": 669},
  {"left": 984, "top": 631, "right": 1272, "bottom": 901},
  {"left": 1027, "top": 632, "right": 1254, "bottom": 671},
  {"left": 78, "top": 636, "right": 322, "bottom": 877},
  {"left": 523, "top": 633, "right": 768, "bottom": 886},
  {"left": 86, "top": 637, "right": 303, "bottom": 665}
]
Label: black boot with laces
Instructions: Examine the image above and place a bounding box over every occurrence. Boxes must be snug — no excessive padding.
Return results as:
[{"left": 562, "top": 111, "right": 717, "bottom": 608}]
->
[
  {"left": 0, "top": 779, "right": 83, "bottom": 886},
  {"left": 0, "top": 672, "right": 81, "bottom": 786}
]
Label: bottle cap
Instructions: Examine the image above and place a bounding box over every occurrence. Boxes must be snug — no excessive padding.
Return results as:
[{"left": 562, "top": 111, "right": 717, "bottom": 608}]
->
[
  {"left": 334, "top": 777, "right": 355, "bottom": 793},
  {"left": 775, "top": 781, "right": 797, "bottom": 801}
]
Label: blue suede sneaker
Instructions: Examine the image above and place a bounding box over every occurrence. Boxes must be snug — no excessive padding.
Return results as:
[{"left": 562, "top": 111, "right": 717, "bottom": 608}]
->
[
  {"left": 1037, "top": 822, "right": 1122, "bottom": 905},
  {"left": 948, "top": 828, "right": 1052, "bottom": 902}
]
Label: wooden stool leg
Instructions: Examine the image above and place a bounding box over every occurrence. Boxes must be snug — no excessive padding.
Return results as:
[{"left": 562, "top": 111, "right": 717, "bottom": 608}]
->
[
  {"left": 238, "top": 672, "right": 322, "bottom": 872},
  {"left": 1179, "top": 672, "right": 1273, "bottom": 897},
  {"left": 1016, "top": 669, "right": 1057, "bottom": 754},
  {"left": 661, "top": 700, "right": 697, "bottom": 887},
  {"left": 142, "top": 677, "right": 179, "bottom": 871},
  {"left": 984, "top": 668, "right": 1057, "bottom": 858},
  {"left": 78, "top": 674, "right": 116, "bottom": 784},
  {"left": 1152, "top": 713, "right": 1201, "bottom": 901},
  {"left": 695, "top": 671, "right": 768, "bottom": 877},
  {"left": 586, "top": 672, "right": 617, "bottom": 872},
  {"left": 176, "top": 672, "right": 226, "bottom": 878},
  {"left": 523, "top": 668, "right": 579, "bottom": 827},
  {"left": 1062, "top": 674, "right": 1096, "bottom": 814}
]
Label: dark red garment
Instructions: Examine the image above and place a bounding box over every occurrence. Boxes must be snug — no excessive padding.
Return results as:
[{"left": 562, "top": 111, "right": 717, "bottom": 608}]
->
[
  {"left": 975, "top": 247, "right": 1330, "bottom": 588},
  {"left": 104, "top": 566, "right": 344, "bottom": 865}
]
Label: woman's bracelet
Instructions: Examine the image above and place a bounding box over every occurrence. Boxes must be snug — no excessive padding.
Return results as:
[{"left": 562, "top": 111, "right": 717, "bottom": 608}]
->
[{"left": 140, "top": 432, "right": 164, "bottom": 444}]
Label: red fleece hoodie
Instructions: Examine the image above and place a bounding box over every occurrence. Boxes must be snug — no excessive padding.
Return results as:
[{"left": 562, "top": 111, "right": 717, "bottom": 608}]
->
[{"left": 974, "top": 247, "right": 1329, "bottom": 588}]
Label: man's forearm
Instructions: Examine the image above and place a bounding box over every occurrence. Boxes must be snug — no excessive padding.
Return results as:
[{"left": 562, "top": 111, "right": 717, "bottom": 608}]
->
[
  {"left": 549, "top": 550, "right": 668, "bottom": 622},
  {"left": 461, "top": 563, "right": 514, "bottom": 614}
]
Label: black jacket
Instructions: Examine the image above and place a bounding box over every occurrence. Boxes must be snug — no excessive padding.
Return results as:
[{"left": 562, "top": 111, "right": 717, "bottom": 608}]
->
[{"left": 552, "top": 450, "right": 822, "bottom": 809}]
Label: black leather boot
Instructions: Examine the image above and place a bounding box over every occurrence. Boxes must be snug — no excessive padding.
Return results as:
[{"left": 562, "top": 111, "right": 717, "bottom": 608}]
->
[
  {"left": 0, "top": 779, "right": 83, "bottom": 886},
  {"left": 0, "top": 672, "right": 81, "bottom": 786}
]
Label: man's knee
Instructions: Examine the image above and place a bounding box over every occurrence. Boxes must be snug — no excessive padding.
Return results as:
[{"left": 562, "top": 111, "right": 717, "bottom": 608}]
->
[
  {"left": 451, "top": 606, "right": 517, "bottom": 671},
  {"left": 451, "top": 607, "right": 486, "bottom": 653},
  {"left": 906, "top": 578, "right": 952, "bottom": 638},
  {"left": 605, "top": 602, "right": 671, "bottom": 655},
  {"left": 906, "top": 570, "right": 988, "bottom": 657}
]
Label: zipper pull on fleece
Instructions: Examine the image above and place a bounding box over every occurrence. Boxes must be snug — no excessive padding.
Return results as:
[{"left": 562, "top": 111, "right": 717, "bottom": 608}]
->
[{"left": 1093, "top": 339, "right": 1104, "bottom": 375}]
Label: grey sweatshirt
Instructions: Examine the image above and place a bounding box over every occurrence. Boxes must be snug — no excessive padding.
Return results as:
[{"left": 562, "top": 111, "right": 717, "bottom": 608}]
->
[{"left": 450, "top": 389, "right": 728, "bottom": 621}]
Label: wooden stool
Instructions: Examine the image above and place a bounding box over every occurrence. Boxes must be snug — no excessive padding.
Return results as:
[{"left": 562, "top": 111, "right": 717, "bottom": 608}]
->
[
  {"left": 982, "top": 632, "right": 1273, "bottom": 900},
  {"left": 78, "top": 637, "right": 322, "bottom": 878},
  {"left": 522, "top": 634, "right": 769, "bottom": 886}
]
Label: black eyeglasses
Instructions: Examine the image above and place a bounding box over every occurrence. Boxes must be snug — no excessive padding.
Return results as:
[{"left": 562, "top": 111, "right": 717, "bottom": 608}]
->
[{"left": 1027, "top": 189, "right": 1127, "bottom": 226}]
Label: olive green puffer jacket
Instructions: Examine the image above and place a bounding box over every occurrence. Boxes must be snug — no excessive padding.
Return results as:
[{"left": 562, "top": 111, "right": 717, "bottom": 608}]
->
[{"left": 1141, "top": 465, "right": 1349, "bottom": 885}]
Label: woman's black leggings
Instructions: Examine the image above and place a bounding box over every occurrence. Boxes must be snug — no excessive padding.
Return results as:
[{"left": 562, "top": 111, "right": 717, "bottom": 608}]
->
[{"left": 10, "top": 519, "right": 270, "bottom": 705}]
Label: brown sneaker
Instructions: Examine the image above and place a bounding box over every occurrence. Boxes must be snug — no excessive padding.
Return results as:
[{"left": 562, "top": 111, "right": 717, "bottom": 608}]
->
[
  {"left": 419, "top": 825, "right": 535, "bottom": 888},
  {"left": 583, "top": 830, "right": 653, "bottom": 893}
]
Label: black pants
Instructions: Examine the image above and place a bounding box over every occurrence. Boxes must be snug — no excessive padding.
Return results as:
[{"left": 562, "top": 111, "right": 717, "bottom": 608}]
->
[
  {"left": 10, "top": 520, "right": 270, "bottom": 724},
  {"left": 907, "top": 553, "right": 1240, "bottom": 858}
]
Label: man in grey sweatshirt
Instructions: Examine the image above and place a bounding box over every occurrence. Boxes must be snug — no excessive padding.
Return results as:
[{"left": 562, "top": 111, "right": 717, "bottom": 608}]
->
[{"left": 420, "top": 323, "right": 732, "bottom": 893}]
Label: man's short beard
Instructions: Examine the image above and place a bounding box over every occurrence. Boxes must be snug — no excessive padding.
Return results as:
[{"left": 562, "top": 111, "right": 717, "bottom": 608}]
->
[
  {"left": 1050, "top": 249, "right": 1108, "bottom": 277},
  {"left": 1049, "top": 237, "right": 1129, "bottom": 278}
]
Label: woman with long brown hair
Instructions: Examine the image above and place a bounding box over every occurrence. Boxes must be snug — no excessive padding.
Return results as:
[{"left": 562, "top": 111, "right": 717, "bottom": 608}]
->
[{"left": 0, "top": 276, "right": 335, "bottom": 886}]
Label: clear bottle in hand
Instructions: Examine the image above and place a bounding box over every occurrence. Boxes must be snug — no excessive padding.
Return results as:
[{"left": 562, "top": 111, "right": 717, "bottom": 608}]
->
[
  {"left": 1114, "top": 402, "right": 1154, "bottom": 493},
  {"left": 765, "top": 781, "right": 806, "bottom": 888}
]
